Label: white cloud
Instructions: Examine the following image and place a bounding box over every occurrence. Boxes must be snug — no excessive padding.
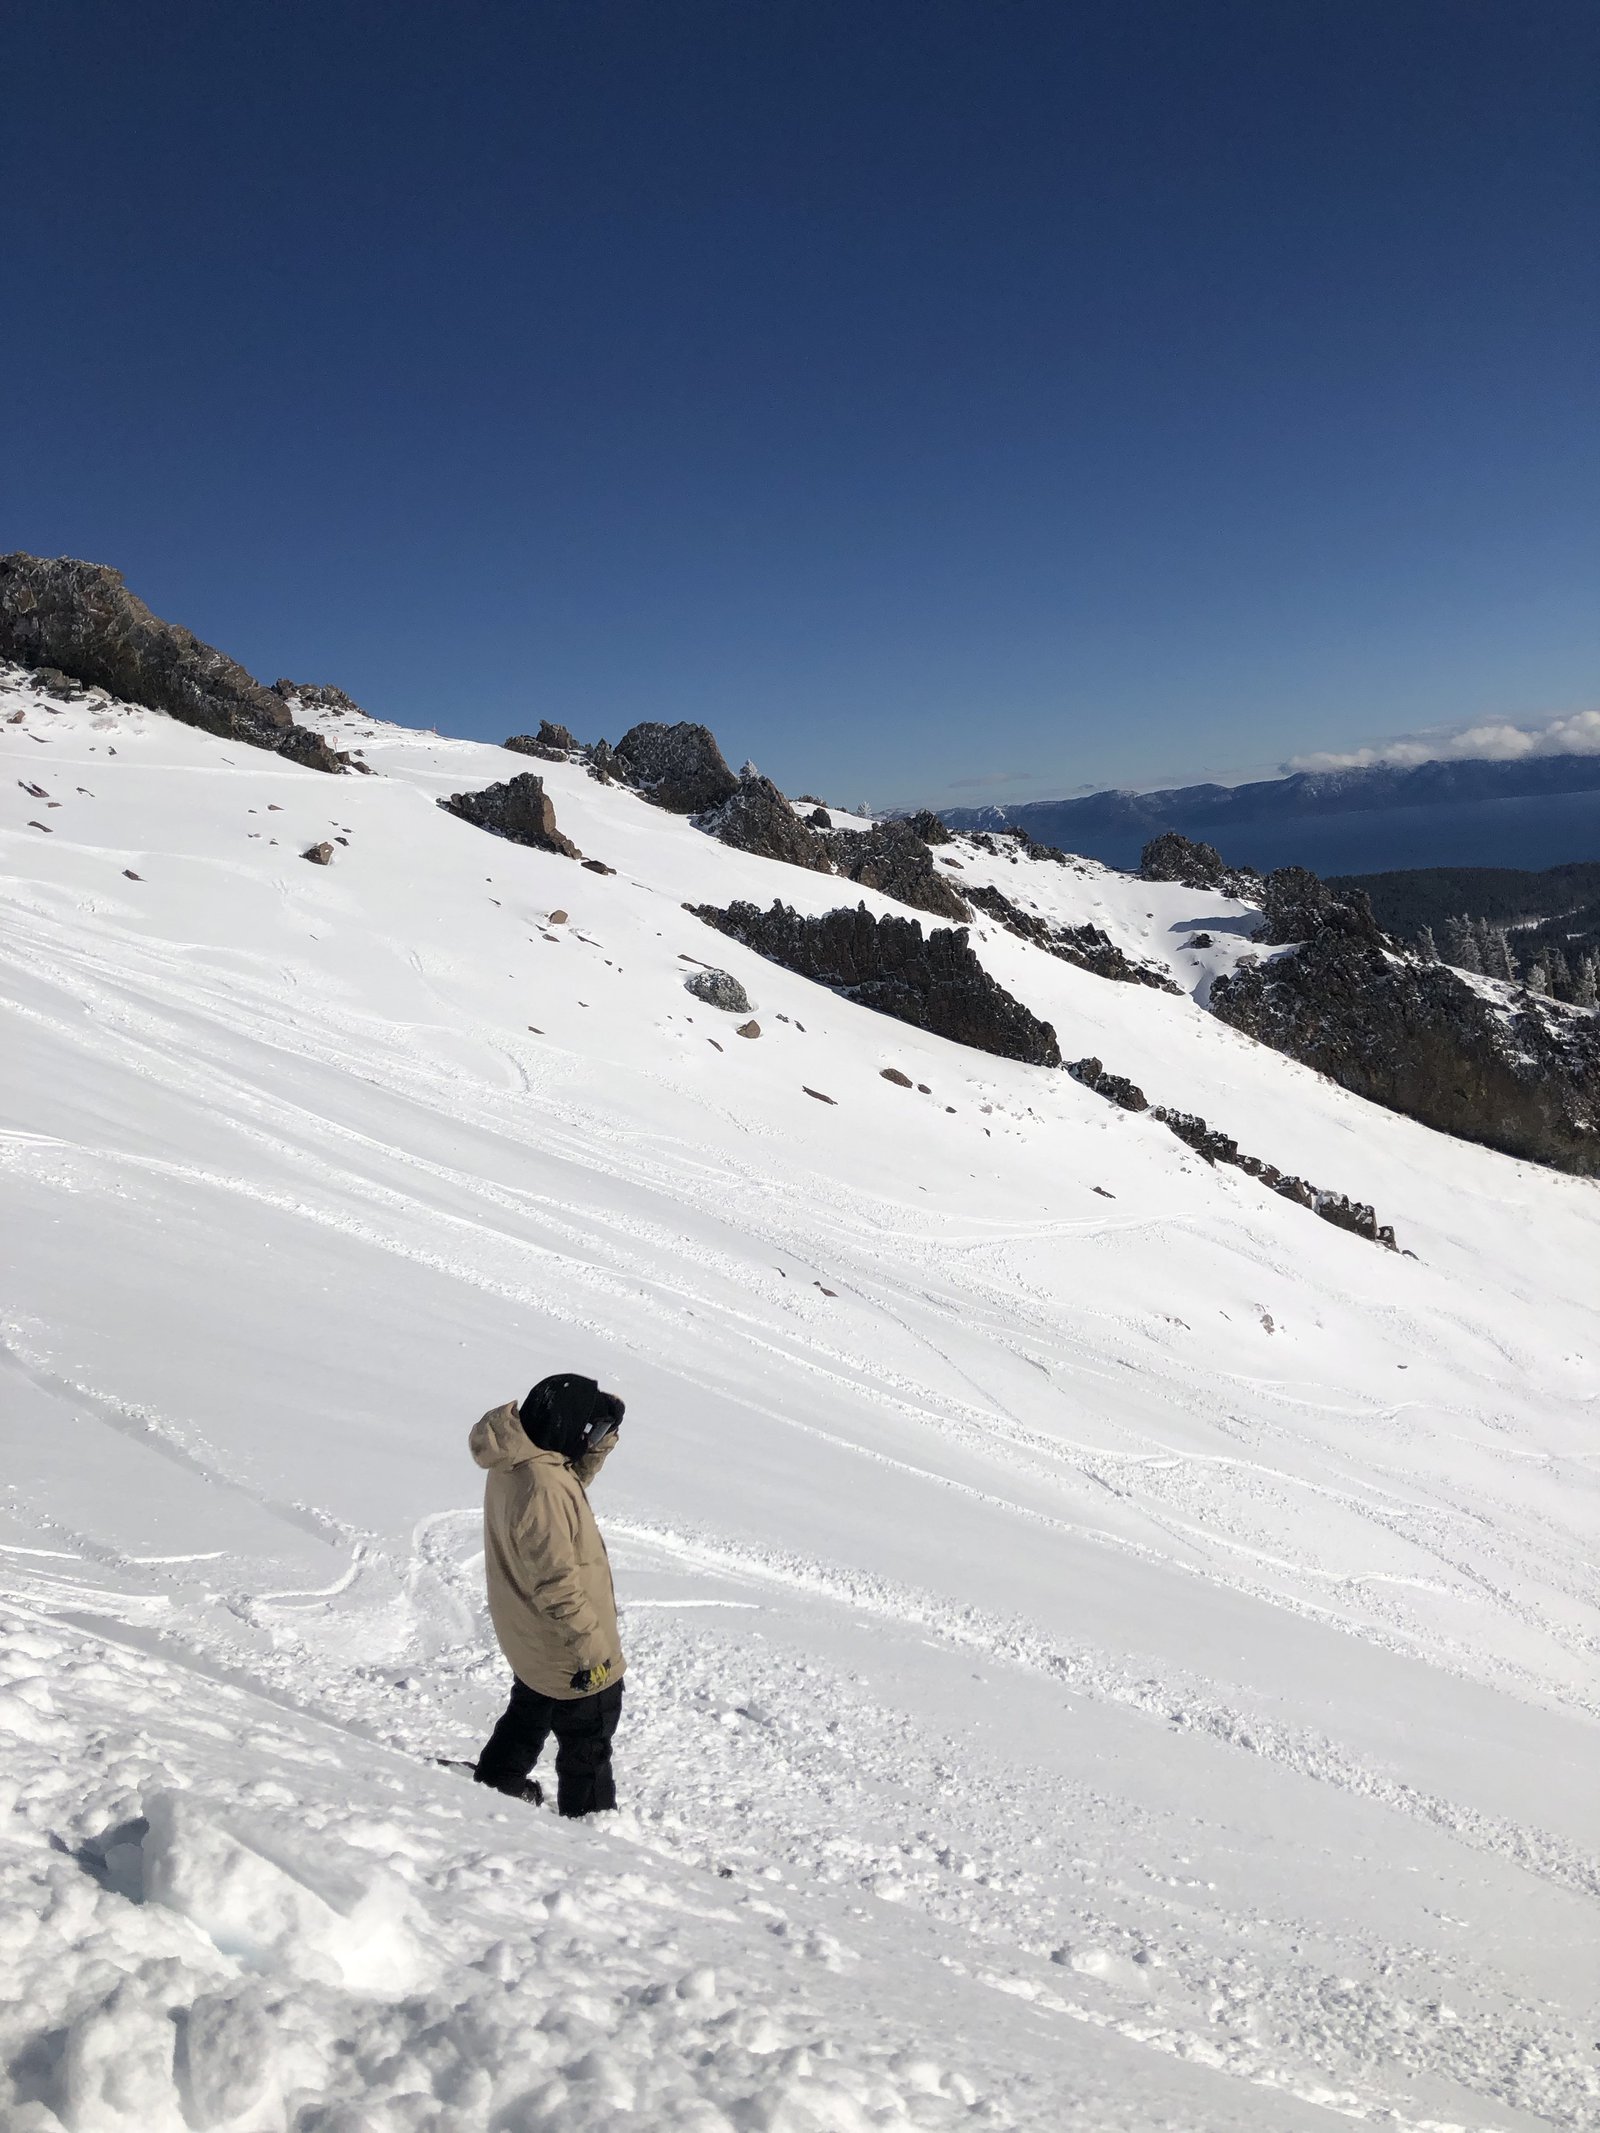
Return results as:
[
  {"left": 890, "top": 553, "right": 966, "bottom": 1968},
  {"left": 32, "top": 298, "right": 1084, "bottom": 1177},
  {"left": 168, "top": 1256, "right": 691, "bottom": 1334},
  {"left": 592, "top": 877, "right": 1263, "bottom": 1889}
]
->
[{"left": 1285, "top": 708, "right": 1600, "bottom": 775}]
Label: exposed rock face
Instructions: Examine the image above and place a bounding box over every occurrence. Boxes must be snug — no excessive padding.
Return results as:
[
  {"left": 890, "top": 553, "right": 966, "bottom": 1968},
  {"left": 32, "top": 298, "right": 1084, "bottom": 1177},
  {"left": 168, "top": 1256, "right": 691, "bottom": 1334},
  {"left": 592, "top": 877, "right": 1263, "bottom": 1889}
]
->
[
  {"left": 684, "top": 969, "right": 752, "bottom": 1013},
  {"left": 1211, "top": 931, "right": 1600, "bottom": 1175},
  {"left": 696, "top": 770, "right": 835, "bottom": 872},
  {"left": 1253, "top": 866, "right": 1383, "bottom": 947},
  {"left": 966, "top": 881, "right": 1180, "bottom": 992},
  {"left": 1065, "top": 1057, "right": 1149, "bottom": 1111},
  {"left": 505, "top": 720, "right": 577, "bottom": 761},
  {"left": 961, "top": 827, "right": 1071, "bottom": 867},
  {"left": 688, "top": 900, "right": 1061, "bottom": 1067},
  {"left": 275, "top": 680, "right": 363, "bottom": 716},
  {"left": 615, "top": 721, "right": 739, "bottom": 814},
  {"left": 587, "top": 739, "right": 623, "bottom": 785},
  {"left": 302, "top": 842, "right": 335, "bottom": 865},
  {"left": 823, "top": 820, "right": 970, "bottom": 922},
  {"left": 1067, "top": 1059, "right": 1397, "bottom": 1245},
  {"left": 907, "top": 809, "right": 953, "bottom": 846},
  {"left": 438, "top": 773, "right": 581, "bottom": 858},
  {"left": 1140, "top": 832, "right": 1259, "bottom": 899},
  {"left": 0, "top": 554, "right": 343, "bottom": 772}
]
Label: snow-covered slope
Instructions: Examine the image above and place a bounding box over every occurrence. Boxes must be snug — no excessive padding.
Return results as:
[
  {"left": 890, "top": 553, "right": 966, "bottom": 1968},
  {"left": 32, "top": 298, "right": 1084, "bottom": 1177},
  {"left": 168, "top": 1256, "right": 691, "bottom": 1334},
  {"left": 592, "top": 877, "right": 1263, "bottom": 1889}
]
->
[{"left": 2, "top": 668, "right": 1596, "bottom": 2133}]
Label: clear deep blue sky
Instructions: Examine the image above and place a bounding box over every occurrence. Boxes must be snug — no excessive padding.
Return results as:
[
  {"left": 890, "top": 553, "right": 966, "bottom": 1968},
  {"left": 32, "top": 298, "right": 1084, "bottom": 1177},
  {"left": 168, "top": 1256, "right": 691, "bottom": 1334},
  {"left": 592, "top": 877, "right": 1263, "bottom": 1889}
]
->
[{"left": 4, "top": 1, "right": 1596, "bottom": 806}]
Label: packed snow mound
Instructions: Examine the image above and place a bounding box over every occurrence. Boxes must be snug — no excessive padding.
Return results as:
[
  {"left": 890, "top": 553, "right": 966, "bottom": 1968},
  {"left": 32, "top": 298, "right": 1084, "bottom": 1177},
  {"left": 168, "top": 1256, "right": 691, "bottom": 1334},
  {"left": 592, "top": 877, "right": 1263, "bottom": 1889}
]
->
[{"left": 2, "top": 663, "right": 1598, "bottom": 2132}]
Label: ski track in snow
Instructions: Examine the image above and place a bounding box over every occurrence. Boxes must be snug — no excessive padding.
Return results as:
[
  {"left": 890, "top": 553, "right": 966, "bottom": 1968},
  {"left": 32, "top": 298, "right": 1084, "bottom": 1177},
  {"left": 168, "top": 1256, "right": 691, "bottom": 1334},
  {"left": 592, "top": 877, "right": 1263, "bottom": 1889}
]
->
[{"left": 1, "top": 671, "right": 1597, "bottom": 2132}]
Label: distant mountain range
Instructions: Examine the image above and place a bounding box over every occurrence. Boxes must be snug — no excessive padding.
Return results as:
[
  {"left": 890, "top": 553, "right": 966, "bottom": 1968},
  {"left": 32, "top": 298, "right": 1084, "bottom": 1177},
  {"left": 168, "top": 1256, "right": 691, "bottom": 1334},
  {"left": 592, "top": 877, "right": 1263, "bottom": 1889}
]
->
[{"left": 941, "top": 754, "right": 1600, "bottom": 875}]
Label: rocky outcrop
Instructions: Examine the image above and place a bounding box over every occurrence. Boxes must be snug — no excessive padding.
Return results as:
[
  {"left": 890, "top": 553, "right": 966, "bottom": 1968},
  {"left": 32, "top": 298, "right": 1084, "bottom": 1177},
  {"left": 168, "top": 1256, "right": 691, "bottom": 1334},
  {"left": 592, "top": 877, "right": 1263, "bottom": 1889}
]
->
[
  {"left": 907, "top": 809, "right": 953, "bottom": 846},
  {"left": 1253, "top": 866, "right": 1384, "bottom": 947},
  {"left": 438, "top": 772, "right": 581, "bottom": 858},
  {"left": 822, "top": 820, "right": 971, "bottom": 922},
  {"left": 965, "top": 882, "right": 1180, "bottom": 993},
  {"left": 505, "top": 721, "right": 577, "bottom": 761},
  {"left": 960, "top": 827, "right": 1072, "bottom": 867},
  {"left": 0, "top": 554, "right": 343, "bottom": 772},
  {"left": 275, "top": 680, "right": 363, "bottom": 716},
  {"left": 1066, "top": 1059, "right": 1397, "bottom": 1246},
  {"left": 1064, "top": 1057, "right": 1149, "bottom": 1111},
  {"left": 688, "top": 900, "right": 1061, "bottom": 1067},
  {"left": 1210, "top": 931, "right": 1600, "bottom": 1175},
  {"left": 696, "top": 770, "right": 835, "bottom": 871},
  {"left": 615, "top": 721, "right": 739, "bottom": 814},
  {"left": 1140, "top": 832, "right": 1259, "bottom": 899}
]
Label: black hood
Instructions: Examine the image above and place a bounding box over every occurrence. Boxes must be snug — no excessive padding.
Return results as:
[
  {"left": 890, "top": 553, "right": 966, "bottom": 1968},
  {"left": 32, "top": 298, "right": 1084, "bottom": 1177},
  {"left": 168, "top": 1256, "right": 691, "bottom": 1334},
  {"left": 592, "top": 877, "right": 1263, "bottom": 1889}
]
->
[{"left": 520, "top": 1374, "right": 623, "bottom": 1460}]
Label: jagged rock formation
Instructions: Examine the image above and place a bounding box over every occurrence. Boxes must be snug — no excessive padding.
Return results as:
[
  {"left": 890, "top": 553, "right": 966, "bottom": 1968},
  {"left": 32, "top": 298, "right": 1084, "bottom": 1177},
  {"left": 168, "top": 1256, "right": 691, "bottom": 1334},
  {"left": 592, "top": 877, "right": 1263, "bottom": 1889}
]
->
[
  {"left": 275, "top": 681, "right": 363, "bottom": 717},
  {"left": 438, "top": 772, "right": 581, "bottom": 858},
  {"left": 1067, "top": 1059, "right": 1397, "bottom": 1246},
  {"left": 822, "top": 820, "right": 970, "bottom": 922},
  {"left": 965, "top": 881, "right": 1180, "bottom": 993},
  {"left": 907, "top": 810, "right": 953, "bottom": 846},
  {"left": 1253, "top": 866, "right": 1384, "bottom": 947},
  {"left": 684, "top": 969, "right": 753, "bottom": 1013},
  {"left": 505, "top": 721, "right": 577, "bottom": 761},
  {"left": 615, "top": 722, "right": 739, "bottom": 814},
  {"left": 0, "top": 555, "right": 344, "bottom": 774},
  {"left": 1211, "top": 931, "right": 1600, "bottom": 1175},
  {"left": 696, "top": 770, "right": 835, "bottom": 872},
  {"left": 688, "top": 900, "right": 1061, "bottom": 1067},
  {"left": 1140, "top": 832, "right": 1260, "bottom": 899},
  {"left": 1064, "top": 1057, "right": 1150, "bottom": 1112},
  {"left": 693, "top": 779, "right": 971, "bottom": 918},
  {"left": 961, "top": 827, "right": 1071, "bottom": 867}
]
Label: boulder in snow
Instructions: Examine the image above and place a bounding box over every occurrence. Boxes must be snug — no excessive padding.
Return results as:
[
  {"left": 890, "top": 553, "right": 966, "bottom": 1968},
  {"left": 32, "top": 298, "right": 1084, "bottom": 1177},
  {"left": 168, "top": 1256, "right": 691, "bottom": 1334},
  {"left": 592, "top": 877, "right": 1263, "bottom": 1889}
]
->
[
  {"left": 685, "top": 968, "right": 753, "bottom": 1013},
  {"left": 439, "top": 772, "right": 581, "bottom": 858}
]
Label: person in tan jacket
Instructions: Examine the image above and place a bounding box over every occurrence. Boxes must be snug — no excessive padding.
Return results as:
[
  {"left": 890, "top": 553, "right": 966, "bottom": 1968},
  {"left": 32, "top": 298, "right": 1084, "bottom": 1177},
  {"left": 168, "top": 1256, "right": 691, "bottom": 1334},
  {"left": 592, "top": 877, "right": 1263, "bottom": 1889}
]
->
[{"left": 470, "top": 1373, "right": 627, "bottom": 1815}]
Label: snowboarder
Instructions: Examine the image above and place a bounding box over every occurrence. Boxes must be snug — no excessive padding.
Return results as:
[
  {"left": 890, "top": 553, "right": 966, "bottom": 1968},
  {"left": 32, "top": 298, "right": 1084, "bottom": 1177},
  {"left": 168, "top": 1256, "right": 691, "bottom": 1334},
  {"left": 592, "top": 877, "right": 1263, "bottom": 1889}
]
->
[{"left": 469, "top": 1374, "right": 626, "bottom": 1815}]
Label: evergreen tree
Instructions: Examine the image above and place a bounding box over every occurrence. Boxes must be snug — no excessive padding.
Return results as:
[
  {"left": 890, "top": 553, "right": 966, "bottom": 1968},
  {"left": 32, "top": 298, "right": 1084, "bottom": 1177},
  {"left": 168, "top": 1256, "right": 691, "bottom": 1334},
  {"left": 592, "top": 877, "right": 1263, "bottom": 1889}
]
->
[
  {"left": 1483, "top": 925, "right": 1517, "bottom": 983},
  {"left": 1527, "top": 955, "right": 1551, "bottom": 995},
  {"left": 1416, "top": 924, "right": 1438, "bottom": 961},
  {"left": 1442, "top": 915, "right": 1481, "bottom": 973},
  {"left": 1546, "top": 946, "right": 1573, "bottom": 1001},
  {"left": 1575, "top": 955, "right": 1599, "bottom": 1010}
]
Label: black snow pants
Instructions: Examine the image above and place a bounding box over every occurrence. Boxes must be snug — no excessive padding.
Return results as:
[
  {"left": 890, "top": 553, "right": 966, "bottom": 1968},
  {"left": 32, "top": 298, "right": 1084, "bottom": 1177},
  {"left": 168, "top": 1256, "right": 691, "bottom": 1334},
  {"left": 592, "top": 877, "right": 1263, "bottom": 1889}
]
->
[{"left": 474, "top": 1676, "right": 623, "bottom": 1817}]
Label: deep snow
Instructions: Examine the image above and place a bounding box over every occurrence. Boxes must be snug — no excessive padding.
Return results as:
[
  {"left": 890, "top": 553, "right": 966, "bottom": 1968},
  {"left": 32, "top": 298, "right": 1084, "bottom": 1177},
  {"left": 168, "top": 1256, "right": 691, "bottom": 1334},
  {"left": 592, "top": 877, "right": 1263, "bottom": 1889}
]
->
[{"left": 1, "top": 667, "right": 1596, "bottom": 2133}]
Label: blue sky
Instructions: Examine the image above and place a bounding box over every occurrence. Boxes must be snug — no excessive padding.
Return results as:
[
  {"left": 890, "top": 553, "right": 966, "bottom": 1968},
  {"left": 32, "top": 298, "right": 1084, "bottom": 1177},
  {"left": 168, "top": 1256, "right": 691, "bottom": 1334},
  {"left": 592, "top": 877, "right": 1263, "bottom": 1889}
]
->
[{"left": 4, "top": 1, "right": 1596, "bottom": 807}]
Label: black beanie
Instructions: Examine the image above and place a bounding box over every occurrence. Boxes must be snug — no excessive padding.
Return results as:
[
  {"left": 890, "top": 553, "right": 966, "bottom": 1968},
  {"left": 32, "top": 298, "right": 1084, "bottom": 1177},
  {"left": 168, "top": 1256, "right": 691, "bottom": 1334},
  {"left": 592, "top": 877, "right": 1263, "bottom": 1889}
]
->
[{"left": 519, "top": 1374, "right": 600, "bottom": 1459}]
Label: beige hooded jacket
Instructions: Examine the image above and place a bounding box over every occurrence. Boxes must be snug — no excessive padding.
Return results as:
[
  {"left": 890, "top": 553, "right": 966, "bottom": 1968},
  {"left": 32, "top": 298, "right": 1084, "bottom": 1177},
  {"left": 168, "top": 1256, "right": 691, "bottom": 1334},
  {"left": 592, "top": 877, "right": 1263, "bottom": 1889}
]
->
[{"left": 469, "top": 1400, "right": 624, "bottom": 1700}]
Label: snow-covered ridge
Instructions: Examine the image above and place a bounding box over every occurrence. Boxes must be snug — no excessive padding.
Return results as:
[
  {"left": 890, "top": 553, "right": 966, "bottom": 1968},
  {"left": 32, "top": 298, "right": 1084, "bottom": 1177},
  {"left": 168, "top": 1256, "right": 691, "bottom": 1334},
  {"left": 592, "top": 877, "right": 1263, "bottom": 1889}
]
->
[{"left": 3, "top": 666, "right": 1597, "bottom": 2131}]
